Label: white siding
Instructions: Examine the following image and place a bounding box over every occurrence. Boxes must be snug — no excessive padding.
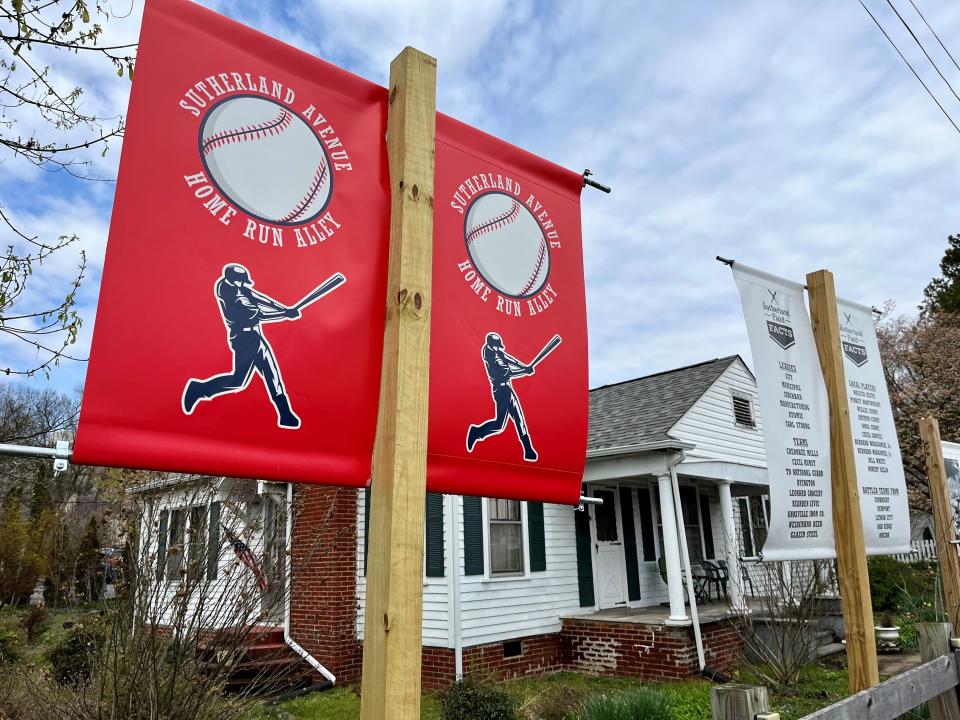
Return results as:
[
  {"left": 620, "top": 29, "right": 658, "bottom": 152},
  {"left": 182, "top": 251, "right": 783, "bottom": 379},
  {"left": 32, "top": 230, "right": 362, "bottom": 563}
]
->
[
  {"left": 356, "top": 493, "right": 585, "bottom": 649},
  {"left": 356, "top": 489, "right": 450, "bottom": 647},
  {"left": 139, "top": 485, "right": 266, "bottom": 629},
  {"left": 669, "top": 359, "right": 766, "bottom": 467},
  {"left": 458, "top": 498, "right": 582, "bottom": 647}
]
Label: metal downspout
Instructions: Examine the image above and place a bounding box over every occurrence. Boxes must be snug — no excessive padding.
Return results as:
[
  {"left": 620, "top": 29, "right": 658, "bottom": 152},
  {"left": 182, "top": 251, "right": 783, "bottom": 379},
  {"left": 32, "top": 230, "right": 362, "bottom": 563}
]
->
[
  {"left": 668, "top": 452, "right": 706, "bottom": 671},
  {"left": 284, "top": 482, "right": 336, "bottom": 684}
]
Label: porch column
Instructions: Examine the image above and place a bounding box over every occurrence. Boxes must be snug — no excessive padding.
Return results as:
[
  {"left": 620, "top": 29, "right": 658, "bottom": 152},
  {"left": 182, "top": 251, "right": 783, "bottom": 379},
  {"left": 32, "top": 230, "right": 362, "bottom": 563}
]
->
[
  {"left": 657, "top": 474, "right": 689, "bottom": 625},
  {"left": 717, "top": 481, "right": 747, "bottom": 614}
]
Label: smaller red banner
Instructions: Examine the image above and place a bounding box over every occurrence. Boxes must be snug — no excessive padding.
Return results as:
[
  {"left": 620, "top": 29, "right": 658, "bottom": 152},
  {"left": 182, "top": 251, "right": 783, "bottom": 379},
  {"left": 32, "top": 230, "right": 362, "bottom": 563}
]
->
[{"left": 427, "top": 115, "right": 589, "bottom": 504}]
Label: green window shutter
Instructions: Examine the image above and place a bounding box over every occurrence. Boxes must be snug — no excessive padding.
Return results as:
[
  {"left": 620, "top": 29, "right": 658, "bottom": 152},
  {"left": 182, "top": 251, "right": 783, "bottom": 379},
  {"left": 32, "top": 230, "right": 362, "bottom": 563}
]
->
[
  {"left": 363, "top": 489, "right": 371, "bottom": 576},
  {"left": 425, "top": 493, "right": 444, "bottom": 577},
  {"left": 574, "top": 507, "right": 595, "bottom": 607},
  {"left": 699, "top": 493, "right": 715, "bottom": 559},
  {"left": 157, "top": 509, "right": 168, "bottom": 581},
  {"left": 527, "top": 502, "right": 546, "bottom": 572},
  {"left": 463, "top": 496, "right": 484, "bottom": 576},
  {"left": 618, "top": 488, "right": 641, "bottom": 602},
  {"left": 636, "top": 488, "right": 656, "bottom": 562},
  {"left": 207, "top": 502, "right": 221, "bottom": 581}
]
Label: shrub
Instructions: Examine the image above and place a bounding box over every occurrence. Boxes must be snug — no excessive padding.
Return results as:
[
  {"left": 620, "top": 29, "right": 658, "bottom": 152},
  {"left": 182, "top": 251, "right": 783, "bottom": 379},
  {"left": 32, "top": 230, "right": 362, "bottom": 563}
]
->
[
  {"left": 47, "top": 615, "right": 106, "bottom": 684},
  {"left": 580, "top": 688, "right": 671, "bottom": 720},
  {"left": 868, "top": 555, "right": 906, "bottom": 613},
  {"left": 438, "top": 674, "right": 517, "bottom": 720},
  {"left": 19, "top": 605, "right": 47, "bottom": 641},
  {"left": 522, "top": 684, "right": 584, "bottom": 720},
  {"left": 0, "top": 626, "right": 21, "bottom": 664}
]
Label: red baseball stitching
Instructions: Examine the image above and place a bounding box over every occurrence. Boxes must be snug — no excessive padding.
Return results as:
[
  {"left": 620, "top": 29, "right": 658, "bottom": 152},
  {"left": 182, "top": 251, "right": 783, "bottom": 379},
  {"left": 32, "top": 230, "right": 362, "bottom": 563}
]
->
[
  {"left": 518, "top": 239, "right": 547, "bottom": 296},
  {"left": 202, "top": 109, "right": 293, "bottom": 156},
  {"left": 466, "top": 199, "right": 521, "bottom": 246},
  {"left": 279, "top": 156, "right": 329, "bottom": 223}
]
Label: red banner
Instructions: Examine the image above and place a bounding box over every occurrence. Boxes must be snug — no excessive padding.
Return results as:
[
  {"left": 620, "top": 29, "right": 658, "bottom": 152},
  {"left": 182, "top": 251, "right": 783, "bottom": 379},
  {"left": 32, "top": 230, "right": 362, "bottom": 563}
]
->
[
  {"left": 73, "top": 0, "right": 389, "bottom": 487},
  {"left": 426, "top": 115, "right": 588, "bottom": 504}
]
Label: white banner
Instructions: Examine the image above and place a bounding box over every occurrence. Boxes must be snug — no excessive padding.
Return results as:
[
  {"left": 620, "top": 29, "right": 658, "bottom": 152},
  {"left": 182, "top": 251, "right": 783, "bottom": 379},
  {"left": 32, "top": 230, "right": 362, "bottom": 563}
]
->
[
  {"left": 837, "top": 299, "right": 911, "bottom": 554},
  {"left": 942, "top": 441, "right": 960, "bottom": 534},
  {"left": 733, "top": 264, "right": 835, "bottom": 561}
]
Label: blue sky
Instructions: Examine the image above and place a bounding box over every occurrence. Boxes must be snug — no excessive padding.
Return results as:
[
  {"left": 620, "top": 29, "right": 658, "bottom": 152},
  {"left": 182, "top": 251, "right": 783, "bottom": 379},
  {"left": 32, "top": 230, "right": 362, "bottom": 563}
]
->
[{"left": 3, "top": 0, "right": 960, "bottom": 394}]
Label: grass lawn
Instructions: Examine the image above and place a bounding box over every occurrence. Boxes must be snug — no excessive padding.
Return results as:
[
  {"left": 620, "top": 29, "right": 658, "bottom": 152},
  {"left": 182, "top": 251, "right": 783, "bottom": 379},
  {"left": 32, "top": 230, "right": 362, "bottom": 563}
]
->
[{"left": 274, "top": 665, "right": 855, "bottom": 720}]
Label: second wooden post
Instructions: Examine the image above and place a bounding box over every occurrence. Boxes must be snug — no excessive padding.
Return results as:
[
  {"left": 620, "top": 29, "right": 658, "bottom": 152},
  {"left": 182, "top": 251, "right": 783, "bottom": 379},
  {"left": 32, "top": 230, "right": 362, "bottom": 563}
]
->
[
  {"left": 360, "top": 46, "right": 437, "bottom": 720},
  {"left": 807, "top": 268, "right": 879, "bottom": 693},
  {"left": 919, "top": 417, "right": 960, "bottom": 633}
]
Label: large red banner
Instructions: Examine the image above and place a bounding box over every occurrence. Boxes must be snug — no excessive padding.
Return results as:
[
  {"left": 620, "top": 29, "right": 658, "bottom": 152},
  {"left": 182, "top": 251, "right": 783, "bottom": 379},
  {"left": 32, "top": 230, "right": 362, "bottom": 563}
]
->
[
  {"left": 73, "top": 0, "right": 389, "bottom": 486},
  {"left": 427, "top": 116, "right": 588, "bottom": 504}
]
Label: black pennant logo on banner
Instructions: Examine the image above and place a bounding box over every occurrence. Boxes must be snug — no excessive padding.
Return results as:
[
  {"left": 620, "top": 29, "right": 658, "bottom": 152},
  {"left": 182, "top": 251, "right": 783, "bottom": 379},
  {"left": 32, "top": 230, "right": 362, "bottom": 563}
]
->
[
  {"left": 842, "top": 340, "right": 868, "bottom": 367},
  {"left": 766, "top": 320, "right": 795, "bottom": 350}
]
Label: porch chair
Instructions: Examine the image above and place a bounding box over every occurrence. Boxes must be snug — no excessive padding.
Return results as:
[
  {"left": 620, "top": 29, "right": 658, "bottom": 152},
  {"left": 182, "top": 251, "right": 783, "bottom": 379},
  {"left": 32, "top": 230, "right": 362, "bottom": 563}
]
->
[{"left": 702, "top": 559, "right": 727, "bottom": 600}]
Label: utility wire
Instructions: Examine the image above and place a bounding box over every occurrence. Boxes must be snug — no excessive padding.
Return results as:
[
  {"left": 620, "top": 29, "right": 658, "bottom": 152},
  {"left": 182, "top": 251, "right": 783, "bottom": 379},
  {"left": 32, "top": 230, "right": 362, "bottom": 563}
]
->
[
  {"left": 858, "top": 0, "right": 960, "bottom": 135},
  {"left": 885, "top": 0, "right": 960, "bottom": 104},
  {"left": 908, "top": 0, "right": 960, "bottom": 73}
]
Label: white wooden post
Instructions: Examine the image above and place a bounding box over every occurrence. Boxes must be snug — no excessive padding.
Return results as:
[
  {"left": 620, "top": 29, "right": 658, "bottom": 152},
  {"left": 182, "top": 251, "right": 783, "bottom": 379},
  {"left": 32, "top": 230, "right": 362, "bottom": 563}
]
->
[
  {"left": 658, "top": 473, "right": 689, "bottom": 624},
  {"left": 718, "top": 480, "right": 747, "bottom": 613}
]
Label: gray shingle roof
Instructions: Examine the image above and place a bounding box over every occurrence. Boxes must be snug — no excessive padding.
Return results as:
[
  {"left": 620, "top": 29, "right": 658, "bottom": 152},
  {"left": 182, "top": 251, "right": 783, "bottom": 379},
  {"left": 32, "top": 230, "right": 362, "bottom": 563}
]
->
[{"left": 588, "top": 356, "right": 740, "bottom": 451}]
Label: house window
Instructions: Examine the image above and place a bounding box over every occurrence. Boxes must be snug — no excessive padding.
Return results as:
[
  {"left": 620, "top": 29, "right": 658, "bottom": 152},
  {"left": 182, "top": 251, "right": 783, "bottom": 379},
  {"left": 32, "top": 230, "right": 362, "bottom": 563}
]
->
[
  {"left": 187, "top": 506, "right": 208, "bottom": 584},
  {"left": 593, "top": 489, "right": 618, "bottom": 542},
  {"left": 489, "top": 499, "right": 523, "bottom": 575},
  {"left": 732, "top": 392, "right": 756, "bottom": 428},
  {"left": 164, "top": 505, "right": 213, "bottom": 584},
  {"left": 166, "top": 508, "right": 186, "bottom": 582},
  {"left": 738, "top": 495, "right": 769, "bottom": 557}
]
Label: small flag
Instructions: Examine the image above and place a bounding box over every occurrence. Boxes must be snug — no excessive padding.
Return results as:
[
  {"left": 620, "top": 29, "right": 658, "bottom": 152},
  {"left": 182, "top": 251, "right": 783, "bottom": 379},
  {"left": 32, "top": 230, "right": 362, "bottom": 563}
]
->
[{"left": 222, "top": 524, "right": 267, "bottom": 591}]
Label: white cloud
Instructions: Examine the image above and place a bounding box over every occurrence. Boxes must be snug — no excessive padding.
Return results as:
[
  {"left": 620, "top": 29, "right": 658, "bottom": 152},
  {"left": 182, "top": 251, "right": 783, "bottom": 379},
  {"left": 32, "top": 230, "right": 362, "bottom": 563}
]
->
[{"left": 9, "top": 0, "right": 960, "bottom": 396}]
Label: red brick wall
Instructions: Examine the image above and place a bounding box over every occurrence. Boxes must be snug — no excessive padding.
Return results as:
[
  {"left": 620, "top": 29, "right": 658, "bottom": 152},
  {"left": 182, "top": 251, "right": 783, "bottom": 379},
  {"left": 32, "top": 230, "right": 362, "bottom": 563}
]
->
[
  {"left": 420, "top": 633, "right": 570, "bottom": 689},
  {"left": 289, "top": 486, "right": 363, "bottom": 684},
  {"left": 562, "top": 617, "right": 742, "bottom": 681}
]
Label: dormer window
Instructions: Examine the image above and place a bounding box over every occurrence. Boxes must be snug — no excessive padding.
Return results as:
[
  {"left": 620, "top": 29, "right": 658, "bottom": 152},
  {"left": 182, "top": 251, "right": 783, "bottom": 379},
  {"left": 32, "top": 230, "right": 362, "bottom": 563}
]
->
[{"left": 732, "top": 392, "right": 755, "bottom": 428}]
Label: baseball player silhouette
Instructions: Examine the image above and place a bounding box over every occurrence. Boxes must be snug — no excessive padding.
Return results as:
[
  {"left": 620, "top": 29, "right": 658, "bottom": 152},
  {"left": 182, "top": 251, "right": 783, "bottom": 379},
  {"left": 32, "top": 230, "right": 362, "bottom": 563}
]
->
[
  {"left": 182, "top": 264, "right": 302, "bottom": 429},
  {"left": 466, "top": 332, "right": 538, "bottom": 462}
]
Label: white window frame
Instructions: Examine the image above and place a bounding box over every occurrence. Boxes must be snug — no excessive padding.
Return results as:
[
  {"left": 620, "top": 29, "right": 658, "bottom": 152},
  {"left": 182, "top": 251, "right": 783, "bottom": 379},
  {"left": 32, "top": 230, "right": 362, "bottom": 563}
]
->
[
  {"left": 161, "top": 502, "right": 213, "bottom": 585},
  {"left": 730, "top": 389, "right": 757, "bottom": 430},
  {"left": 481, "top": 499, "right": 530, "bottom": 581}
]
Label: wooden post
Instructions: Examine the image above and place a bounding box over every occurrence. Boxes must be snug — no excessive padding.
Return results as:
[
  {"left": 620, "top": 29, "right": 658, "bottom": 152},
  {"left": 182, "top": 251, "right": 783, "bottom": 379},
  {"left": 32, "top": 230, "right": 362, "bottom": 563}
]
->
[
  {"left": 359, "top": 47, "right": 437, "bottom": 720},
  {"left": 918, "top": 623, "right": 960, "bottom": 720},
  {"left": 806, "top": 269, "right": 880, "bottom": 693},
  {"left": 711, "top": 684, "right": 769, "bottom": 720},
  {"left": 920, "top": 417, "right": 960, "bottom": 633}
]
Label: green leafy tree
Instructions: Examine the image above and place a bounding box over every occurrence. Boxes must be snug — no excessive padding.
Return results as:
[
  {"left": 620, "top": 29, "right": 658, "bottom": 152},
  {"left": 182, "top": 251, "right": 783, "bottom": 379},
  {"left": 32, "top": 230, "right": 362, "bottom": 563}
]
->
[
  {"left": 1, "top": 0, "right": 135, "bottom": 377},
  {"left": 75, "top": 514, "right": 103, "bottom": 603},
  {"left": 922, "top": 234, "right": 960, "bottom": 315}
]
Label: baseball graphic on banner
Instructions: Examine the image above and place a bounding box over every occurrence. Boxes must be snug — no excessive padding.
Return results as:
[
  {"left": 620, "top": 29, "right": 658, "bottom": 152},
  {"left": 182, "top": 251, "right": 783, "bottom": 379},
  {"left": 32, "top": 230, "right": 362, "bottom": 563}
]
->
[
  {"left": 200, "top": 95, "right": 333, "bottom": 225},
  {"left": 464, "top": 192, "right": 550, "bottom": 298}
]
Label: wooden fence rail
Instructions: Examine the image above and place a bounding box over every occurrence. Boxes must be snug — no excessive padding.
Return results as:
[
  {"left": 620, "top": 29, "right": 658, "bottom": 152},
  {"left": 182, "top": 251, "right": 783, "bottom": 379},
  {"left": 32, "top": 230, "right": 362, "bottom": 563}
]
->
[
  {"left": 712, "top": 649, "right": 960, "bottom": 720},
  {"left": 797, "top": 653, "right": 958, "bottom": 720}
]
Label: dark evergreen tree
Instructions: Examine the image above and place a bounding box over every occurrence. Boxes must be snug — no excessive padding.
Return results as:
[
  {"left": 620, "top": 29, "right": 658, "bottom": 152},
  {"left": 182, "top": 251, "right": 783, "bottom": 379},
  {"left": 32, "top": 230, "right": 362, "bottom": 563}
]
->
[
  {"left": 75, "top": 516, "right": 103, "bottom": 603},
  {"left": 922, "top": 234, "right": 960, "bottom": 315}
]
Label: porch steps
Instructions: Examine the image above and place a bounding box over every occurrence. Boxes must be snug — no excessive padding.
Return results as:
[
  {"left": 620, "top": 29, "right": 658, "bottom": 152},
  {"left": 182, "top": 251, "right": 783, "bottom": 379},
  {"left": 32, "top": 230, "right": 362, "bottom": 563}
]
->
[{"left": 197, "top": 625, "right": 313, "bottom": 694}]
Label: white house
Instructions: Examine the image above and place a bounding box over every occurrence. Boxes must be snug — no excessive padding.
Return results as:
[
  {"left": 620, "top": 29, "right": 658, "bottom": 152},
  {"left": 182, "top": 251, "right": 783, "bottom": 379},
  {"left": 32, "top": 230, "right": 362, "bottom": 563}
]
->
[{"left": 139, "top": 355, "right": 776, "bottom": 687}]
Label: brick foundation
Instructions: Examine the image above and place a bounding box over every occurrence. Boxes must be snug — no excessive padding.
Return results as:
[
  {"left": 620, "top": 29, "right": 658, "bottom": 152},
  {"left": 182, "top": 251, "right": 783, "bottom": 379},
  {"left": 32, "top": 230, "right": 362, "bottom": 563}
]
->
[{"left": 562, "top": 616, "right": 743, "bottom": 681}]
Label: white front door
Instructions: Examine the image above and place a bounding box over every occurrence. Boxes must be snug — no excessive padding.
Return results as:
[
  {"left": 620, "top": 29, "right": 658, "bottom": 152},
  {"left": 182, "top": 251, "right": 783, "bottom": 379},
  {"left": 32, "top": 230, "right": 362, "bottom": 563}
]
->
[{"left": 591, "top": 486, "right": 627, "bottom": 609}]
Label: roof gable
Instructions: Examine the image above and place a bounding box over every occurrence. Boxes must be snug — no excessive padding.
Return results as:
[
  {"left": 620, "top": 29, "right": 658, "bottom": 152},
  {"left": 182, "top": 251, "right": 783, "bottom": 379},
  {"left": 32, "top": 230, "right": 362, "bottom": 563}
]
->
[{"left": 588, "top": 356, "right": 740, "bottom": 451}]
